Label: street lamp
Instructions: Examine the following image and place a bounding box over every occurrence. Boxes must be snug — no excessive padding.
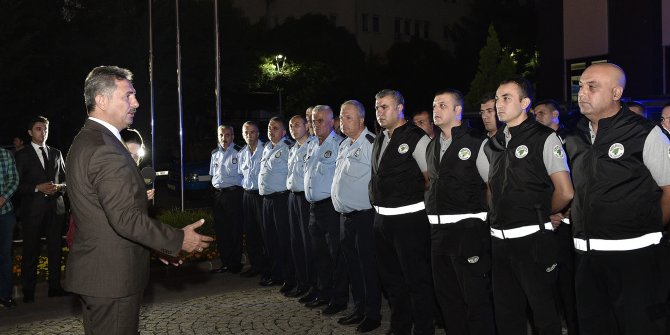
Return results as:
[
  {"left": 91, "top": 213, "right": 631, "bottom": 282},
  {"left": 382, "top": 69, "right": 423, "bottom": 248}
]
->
[{"left": 274, "top": 54, "right": 286, "bottom": 116}]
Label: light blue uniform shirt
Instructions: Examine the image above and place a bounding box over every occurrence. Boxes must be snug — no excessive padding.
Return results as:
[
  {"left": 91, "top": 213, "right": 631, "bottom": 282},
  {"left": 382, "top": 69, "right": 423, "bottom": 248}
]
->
[
  {"left": 209, "top": 144, "right": 243, "bottom": 189},
  {"left": 332, "top": 128, "right": 375, "bottom": 213},
  {"left": 304, "top": 131, "right": 343, "bottom": 203},
  {"left": 286, "top": 138, "right": 312, "bottom": 192},
  {"left": 259, "top": 138, "right": 293, "bottom": 195},
  {"left": 238, "top": 140, "right": 264, "bottom": 191}
]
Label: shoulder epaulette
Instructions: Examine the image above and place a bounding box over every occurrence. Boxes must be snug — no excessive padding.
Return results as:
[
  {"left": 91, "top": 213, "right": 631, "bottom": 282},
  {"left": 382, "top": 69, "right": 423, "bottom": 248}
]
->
[
  {"left": 211, "top": 148, "right": 218, "bottom": 154},
  {"left": 283, "top": 139, "right": 294, "bottom": 148},
  {"left": 365, "top": 134, "right": 375, "bottom": 143},
  {"left": 234, "top": 144, "right": 242, "bottom": 151}
]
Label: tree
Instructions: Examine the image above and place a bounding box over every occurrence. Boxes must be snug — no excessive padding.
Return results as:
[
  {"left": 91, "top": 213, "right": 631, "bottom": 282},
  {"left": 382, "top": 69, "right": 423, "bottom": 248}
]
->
[{"left": 464, "top": 24, "right": 517, "bottom": 111}]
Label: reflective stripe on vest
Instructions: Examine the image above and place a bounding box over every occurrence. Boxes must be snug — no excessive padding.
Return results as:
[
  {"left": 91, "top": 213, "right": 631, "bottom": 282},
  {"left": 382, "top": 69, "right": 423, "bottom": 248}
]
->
[
  {"left": 374, "top": 202, "right": 425, "bottom": 216},
  {"left": 428, "top": 212, "right": 487, "bottom": 224},
  {"left": 573, "top": 232, "right": 662, "bottom": 252},
  {"left": 490, "top": 222, "right": 554, "bottom": 239}
]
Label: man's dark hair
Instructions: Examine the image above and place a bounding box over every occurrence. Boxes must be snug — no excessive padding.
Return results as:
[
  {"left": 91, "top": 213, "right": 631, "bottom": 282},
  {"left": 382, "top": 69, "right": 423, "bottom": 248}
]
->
[
  {"left": 120, "top": 128, "right": 144, "bottom": 146},
  {"left": 269, "top": 116, "right": 286, "bottom": 130},
  {"left": 533, "top": 99, "right": 561, "bottom": 113},
  {"left": 499, "top": 77, "right": 535, "bottom": 103},
  {"left": 242, "top": 120, "right": 259, "bottom": 131},
  {"left": 435, "top": 89, "right": 464, "bottom": 107},
  {"left": 84, "top": 66, "right": 134, "bottom": 113},
  {"left": 375, "top": 89, "right": 405, "bottom": 106},
  {"left": 28, "top": 116, "right": 49, "bottom": 130},
  {"left": 479, "top": 92, "right": 496, "bottom": 105}
]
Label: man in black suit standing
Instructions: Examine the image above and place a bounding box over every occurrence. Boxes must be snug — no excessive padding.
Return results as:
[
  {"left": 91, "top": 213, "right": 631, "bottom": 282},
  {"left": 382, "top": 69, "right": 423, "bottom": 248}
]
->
[{"left": 15, "top": 116, "right": 67, "bottom": 302}]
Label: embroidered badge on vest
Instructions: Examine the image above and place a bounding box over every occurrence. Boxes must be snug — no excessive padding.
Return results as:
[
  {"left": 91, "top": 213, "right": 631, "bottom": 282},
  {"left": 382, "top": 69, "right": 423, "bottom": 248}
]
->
[
  {"left": 324, "top": 150, "right": 332, "bottom": 158},
  {"left": 608, "top": 143, "right": 624, "bottom": 159},
  {"left": 275, "top": 151, "right": 281, "bottom": 158},
  {"left": 515, "top": 145, "right": 529, "bottom": 158},
  {"left": 398, "top": 143, "right": 409, "bottom": 154},
  {"left": 354, "top": 147, "right": 361, "bottom": 157},
  {"left": 458, "top": 148, "right": 472, "bottom": 160},
  {"left": 232, "top": 157, "right": 237, "bottom": 164},
  {"left": 552, "top": 145, "right": 564, "bottom": 159},
  {"left": 467, "top": 256, "right": 479, "bottom": 264}
]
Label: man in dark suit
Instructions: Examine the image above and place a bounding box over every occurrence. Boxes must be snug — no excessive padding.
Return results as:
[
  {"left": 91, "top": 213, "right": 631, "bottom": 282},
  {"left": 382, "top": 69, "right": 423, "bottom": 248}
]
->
[
  {"left": 15, "top": 115, "right": 67, "bottom": 303},
  {"left": 66, "top": 65, "right": 214, "bottom": 334}
]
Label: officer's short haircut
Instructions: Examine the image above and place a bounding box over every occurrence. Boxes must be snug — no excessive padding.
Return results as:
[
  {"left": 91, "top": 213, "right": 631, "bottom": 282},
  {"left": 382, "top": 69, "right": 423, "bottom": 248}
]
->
[
  {"left": 533, "top": 99, "right": 561, "bottom": 113},
  {"left": 435, "top": 89, "right": 464, "bottom": 107},
  {"left": 269, "top": 116, "right": 286, "bottom": 130},
  {"left": 218, "top": 124, "right": 234, "bottom": 133},
  {"left": 312, "top": 105, "right": 334, "bottom": 118},
  {"left": 499, "top": 77, "right": 535, "bottom": 104},
  {"left": 242, "top": 121, "right": 259, "bottom": 131},
  {"left": 479, "top": 92, "right": 496, "bottom": 105},
  {"left": 413, "top": 110, "right": 432, "bottom": 120},
  {"left": 375, "top": 89, "right": 405, "bottom": 106},
  {"left": 341, "top": 100, "right": 366, "bottom": 119},
  {"left": 84, "top": 66, "right": 133, "bottom": 113},
  {"left": 28, "top": 115, "right": 49, "bottom": 130},
  {"left": 290, "top": 114, "right": 307, "bottom": 124}
]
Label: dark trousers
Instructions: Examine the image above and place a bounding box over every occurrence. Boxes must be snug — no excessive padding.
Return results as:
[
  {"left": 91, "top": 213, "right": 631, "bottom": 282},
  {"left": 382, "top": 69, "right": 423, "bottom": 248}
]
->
[
  {"left": 262, "top": 192, "right": 295, "bottom": 284},
  {"left": 374, "top": 210, "right": 434, "bottom": 335},
  {"left": 309, "top": 199, "right": 348, "bottom": 304},
  {"left": 212, "top": 187, "right": 243, "bottom": 269},
  {"left": 575, "top": 244, "right": 670, "bottom": 335},
  {"left": 288, "top": 191, "right": 315, "bottom": 290},
  {"left": 80, "top": 292, "right": 142, "bottom": 335},
  {"left": 21, "top": 206, "right": 63, "bottom": 292},
  {"left": 492, "top": 233, "right": 561, "bottom": 335},
  {"left": 431, "top": 219, "right": 494, "bottom": 335},
  {"left": 0, "top": 211, "right": 17, "bottom": 299},
  {"left": 242, "top": 190, "right": 269, "bottom": 276},
  {"left": 341, "top": 209, "right": 381, "bottom": 320},
  {"left": 555, "top": 223, "right": 579, "bottom": 335}
]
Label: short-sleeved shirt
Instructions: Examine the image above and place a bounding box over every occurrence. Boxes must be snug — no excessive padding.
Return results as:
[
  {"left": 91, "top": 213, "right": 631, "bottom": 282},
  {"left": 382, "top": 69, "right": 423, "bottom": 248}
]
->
[
  {"left": 332, "top": 129, "right": 375, "bottom": 213},
  {"left": 237, "top": 141, "right": 264, "bottom": 191},
  {"left": 259, "top": 138, "right": 292, "bottom": 195},
  {"left": 304, "top": 131, "right": 343, "bottom": 202},
  {"left": 209, "top": 144, "right": 243, "bottom": 189},
  {"left": 286, "top": 139, "right": 311, "bottom": 192}
]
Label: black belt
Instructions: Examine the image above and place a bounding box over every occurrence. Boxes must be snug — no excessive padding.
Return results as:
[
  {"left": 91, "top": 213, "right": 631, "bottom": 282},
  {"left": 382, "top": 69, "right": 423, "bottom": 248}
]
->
[
  {"left": 244, "top": 189, "right": 259, "bottom": 195},
  {"left": 310, "top": 197, "right": 332, "bottom": 206},
  {"left": 342, "top": 208, "right": 373, "bottom": 219},
  {"left": 216, "top": 185, "right": 241, "bottom": 192},
  {"left": 290, "top": 191, "right": 305, "bottom": 196},
  {"left": 263, "top": 190, "right": 289, "bottom": 199}
]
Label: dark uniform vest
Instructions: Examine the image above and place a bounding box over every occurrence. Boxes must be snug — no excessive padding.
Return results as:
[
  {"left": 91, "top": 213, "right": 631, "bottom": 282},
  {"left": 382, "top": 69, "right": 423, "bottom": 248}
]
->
[
  {"left": 369, "top": 122, "right": 426, "bottom": 208},
  {"left": 425, "top": 125, "right": 487, "bottom": 215},
  {"left": 484, "top": 117, "right": 554, "bottom": 230},
  {"left": 564, "top": 107, "right": 662, "bottom": 240}
]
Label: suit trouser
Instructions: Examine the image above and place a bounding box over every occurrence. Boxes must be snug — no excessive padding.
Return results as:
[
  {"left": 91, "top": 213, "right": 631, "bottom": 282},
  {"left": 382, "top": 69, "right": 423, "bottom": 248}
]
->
[
  {"left": 309, "top": 199, "right": 348, "bottom": 304},
  {"left": 430, "top": 219, "right": 494, "bottom": 335},
  {"left": 340, "top": 209, "right": 382, "bottom": 320},
  {"left": 575, "top": 244, "right": 670, "bottom": 335},
  {"left": 0, "top": 211, "right": 17, "bottom": 299},
  {"left": 21, "top": 205, "right": 63, "bottom": 292},
  {"left": 374, "top": 210, "right": 434, "bottom": 335},
  {"left": 554, "top": 223, "right": 579, "bottom": 335},
  {"left": 288, "top": 191, "right": 315, "bottom": 290},
  {"left": 491, "top": 233, "right": 561, "bottom": 335},
  {"left": 262, "top": 192, "right": 295, "bottom": 284},
  {"left": 242, "top": 190, "right": 269, "bottom": 276},
  {"left": 212, "top": 187, "right": 243, "bottom": 268},
  {"left": 80, "top": 292, "right": 142, "bottom": 335}
]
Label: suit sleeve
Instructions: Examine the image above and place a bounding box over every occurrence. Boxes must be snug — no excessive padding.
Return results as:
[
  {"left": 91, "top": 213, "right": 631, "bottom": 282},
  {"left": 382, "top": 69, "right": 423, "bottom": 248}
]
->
[
  {"left": 14, "top": 150, "right": 35, "bottom": 196},
  {"left": 90, "top": 145, "right": 184, "bottom": 256}
]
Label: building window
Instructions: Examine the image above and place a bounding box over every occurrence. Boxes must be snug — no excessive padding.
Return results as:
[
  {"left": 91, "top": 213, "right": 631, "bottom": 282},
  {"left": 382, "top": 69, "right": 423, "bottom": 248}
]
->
[
  {"left": 404, "top": 20, "right": 411, "bottom": 35},
  {"left": 567, "top": 57, "right": 608, "bottom": 103},
  {"left": 362, "top": 13, "right": 369, "bottom": 32},
  {"left": 372, "top": 15, "right": 380, "bottom": 33},
  {"left": 424, "top": 21, "right": 430, "bottom": 39}
]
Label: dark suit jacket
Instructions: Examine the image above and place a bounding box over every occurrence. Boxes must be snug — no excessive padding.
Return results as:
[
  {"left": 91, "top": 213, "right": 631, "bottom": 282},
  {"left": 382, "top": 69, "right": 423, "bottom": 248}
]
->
[
  {"left": 15, "top": 143, "right": 66, "bottom": 219},
  {"left": 65, "top": 119, "right": 183, "bottom": 298}
]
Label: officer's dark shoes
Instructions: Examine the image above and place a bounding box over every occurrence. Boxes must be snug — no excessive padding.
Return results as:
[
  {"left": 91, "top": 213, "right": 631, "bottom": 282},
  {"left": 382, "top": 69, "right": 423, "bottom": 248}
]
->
[
  {"left": 0, "top": 297, "right": 16, "bottom": 309},
  {"left": 284, "top": 286, "right": 308, "bottom": 297},
  {"left": 322, "top": 303, "right": 347, "bottom": 315},
  {"left": 304, "top": 298, "right": 329, "bottom": 308},
  {"left": 356, "top": 318, "right": 381, "bottom": 333},
  {"left": 338, "top": 312, "right": 364, "bottom": 325},
  {"left": 210, "top": 265, "right": 241, "bottom": 274},
  {"left": 279, "top": 283, "right": 296, "bottom": 294},
  {"left": 259, "top": 278, "right": 283, "bottom": 287},
  {"left": 298, "top": 292, "right": 318, "bottom": 303},
  {"left": 240, "top": 268, "right": 259, "bottom": 278}
]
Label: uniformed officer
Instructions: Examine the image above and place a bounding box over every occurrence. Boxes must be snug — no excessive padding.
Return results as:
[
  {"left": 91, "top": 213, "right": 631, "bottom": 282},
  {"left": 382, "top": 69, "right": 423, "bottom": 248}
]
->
[
  {"left": 237, "top": 121, "right": 269, "bottom": 280},
  {"left": 303, "top": 105, "right": 348, "bottom": 315},
  {"left": 369, "top": 89, "right": 434, "bottom": 335},
  {"left": 306, "top": 106, "right": 315, "bottom": 137},
  {"left": 479, "top": 92, "right": 499, "bottom": 138},
  {"left": 426, "top": 89, "right": 494, "bottom": 335},
  {"left": 532, "top": 98, "right": 578, "bottom": 335},
  {"left": 561, "top": 63, "right": 670, "bottom": 334},
  {"left": 209, "top": 125, "right": 244, "bottom": 274},
  {"left": 332, "top": 100, "right": 381, "bottom": 333},
  {"left": 285, "top": 114, "right": 316, "bottom": 299},
  {"left": 480, "top": 78, "right": 573, "bottom": 335},
  {"left": 258, "top": 117, "right": 295, "bottom": 291}
]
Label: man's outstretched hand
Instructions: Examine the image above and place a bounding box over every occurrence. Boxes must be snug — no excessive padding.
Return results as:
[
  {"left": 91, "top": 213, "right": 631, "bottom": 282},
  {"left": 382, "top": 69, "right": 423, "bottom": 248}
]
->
[{"left": 181, "top": 219, "right": 215, "bottom": 253}]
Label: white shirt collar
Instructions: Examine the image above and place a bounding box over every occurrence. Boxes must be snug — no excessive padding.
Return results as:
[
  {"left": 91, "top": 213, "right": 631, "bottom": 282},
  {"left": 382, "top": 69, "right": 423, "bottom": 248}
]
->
[
  {"left": 30, "top": 141, "right": 46, "bottom": 157},
  {"left": 88, "top": 117, "right": 123, "bottom": 143}
]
